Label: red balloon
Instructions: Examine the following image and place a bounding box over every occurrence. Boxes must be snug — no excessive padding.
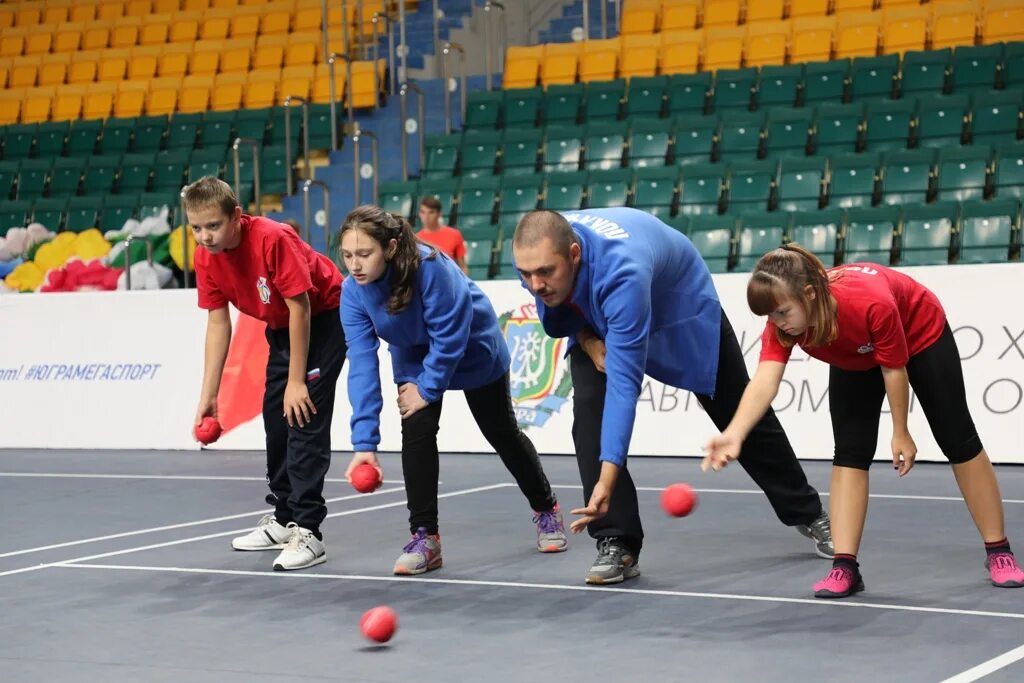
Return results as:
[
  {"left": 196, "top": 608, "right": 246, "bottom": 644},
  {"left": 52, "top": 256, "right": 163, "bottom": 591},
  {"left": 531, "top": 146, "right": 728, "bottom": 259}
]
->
[
  {"left": 661, "top": 483, "right": 697, "bottom": 517},
  {"left": 194, "top": 417, "right": 222, "bottom": 445},
  {"left": 350, "top": 463, "right": 382, "bottom": 493},
  {"left": 360, "top": 606, "right": 397, "bottom": 643}
]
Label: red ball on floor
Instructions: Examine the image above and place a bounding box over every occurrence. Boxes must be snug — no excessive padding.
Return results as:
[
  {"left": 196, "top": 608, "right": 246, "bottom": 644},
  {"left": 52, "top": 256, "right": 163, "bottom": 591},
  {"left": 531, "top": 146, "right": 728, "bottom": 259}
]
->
[
  {"left": 661, "top": 483, "right": 697, "bottom": 517},
  {"left": 360, "top": 606, "right": 397, "bottom": 643}
]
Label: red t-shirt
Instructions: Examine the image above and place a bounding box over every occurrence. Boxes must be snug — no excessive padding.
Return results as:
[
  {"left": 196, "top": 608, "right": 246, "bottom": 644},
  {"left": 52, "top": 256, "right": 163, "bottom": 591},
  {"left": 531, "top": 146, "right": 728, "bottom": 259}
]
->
[
  {"left": 416, "top": 225, "right": 466, "bottom": 261},
  {"left": 759, "top": 264, "right": 946, "bottom": 371},
  {"left": 196, "top": 215, "right": 343, "bottom": 329}
]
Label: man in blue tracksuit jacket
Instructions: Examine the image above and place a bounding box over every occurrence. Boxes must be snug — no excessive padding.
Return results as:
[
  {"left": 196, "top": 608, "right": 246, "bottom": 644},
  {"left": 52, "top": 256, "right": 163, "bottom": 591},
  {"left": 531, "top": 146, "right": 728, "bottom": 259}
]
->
[{"left": 512, "top": 208, "right": 831, "bottom": 584}]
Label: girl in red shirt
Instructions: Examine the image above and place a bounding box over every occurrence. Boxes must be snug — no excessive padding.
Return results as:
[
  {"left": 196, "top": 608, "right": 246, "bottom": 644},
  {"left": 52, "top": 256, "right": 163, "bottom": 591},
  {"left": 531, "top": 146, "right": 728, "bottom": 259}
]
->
[{"left": 703, "top": 244, "right": 1023, "bottom": 598}]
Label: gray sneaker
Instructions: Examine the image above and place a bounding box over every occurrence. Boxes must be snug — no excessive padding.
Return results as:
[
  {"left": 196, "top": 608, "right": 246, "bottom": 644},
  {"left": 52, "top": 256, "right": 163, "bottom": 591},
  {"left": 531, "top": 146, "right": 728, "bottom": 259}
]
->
[
  {"left": 534, "top": 504, "right": 568, "bottom": 553},
  {"left": 585, "top": 538, "right": 640, "bottom": 585},
  {"left": 796, "top": 509, "right": 834, "bottom": 559},
  {"left": 394, "top": 527, "right": 443, "bottom": 575}
]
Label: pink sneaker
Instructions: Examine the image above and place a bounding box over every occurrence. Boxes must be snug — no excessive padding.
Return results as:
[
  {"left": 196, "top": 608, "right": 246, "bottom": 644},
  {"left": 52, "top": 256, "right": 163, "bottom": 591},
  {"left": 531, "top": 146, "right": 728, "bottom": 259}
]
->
[
  {"left": 813, "top": 566, "right": 865, "bottom": 599},
  {"left": 986, "top": 553, "right": 1024, "bottom": 588}
]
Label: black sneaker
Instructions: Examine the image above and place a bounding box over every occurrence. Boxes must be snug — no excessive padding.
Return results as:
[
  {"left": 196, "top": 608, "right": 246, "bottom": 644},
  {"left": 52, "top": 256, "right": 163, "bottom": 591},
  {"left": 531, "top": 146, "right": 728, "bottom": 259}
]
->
[{"left": 585, "top": 538, "right": 640, "bottom": 585}]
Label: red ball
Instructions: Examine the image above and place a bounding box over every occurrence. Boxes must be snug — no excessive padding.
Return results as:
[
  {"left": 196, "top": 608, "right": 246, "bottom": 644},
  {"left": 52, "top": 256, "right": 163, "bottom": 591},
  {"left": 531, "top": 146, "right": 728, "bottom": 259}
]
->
[
  {"left": 661, "top": 483, "right": 697, "bottom": 517},
  {"left": 350, "top": 463, "right": 382, "bottom": 493},
  {"left": 360, "top": 606, "right": 397, "bottom": 643},
  {"left": 193, "top": 417, "right": 222, "bottom": 445}
]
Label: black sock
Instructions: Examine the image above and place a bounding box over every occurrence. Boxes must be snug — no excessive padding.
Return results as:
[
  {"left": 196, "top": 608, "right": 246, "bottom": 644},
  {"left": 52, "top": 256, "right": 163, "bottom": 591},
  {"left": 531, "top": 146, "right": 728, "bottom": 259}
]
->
[
  {"left": 985, "top": 538, "right": 1011, "bottom": 556},
  {"left": 833, "top": 553, "right": 859, "bottom": 571},
  {"left": 310, "top": 529, "right": 322, "bottom": 541}
]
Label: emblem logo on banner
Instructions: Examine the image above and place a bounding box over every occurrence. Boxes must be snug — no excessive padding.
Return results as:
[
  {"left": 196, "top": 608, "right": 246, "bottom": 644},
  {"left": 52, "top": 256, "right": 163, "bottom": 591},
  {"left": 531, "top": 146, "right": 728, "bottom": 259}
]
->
[
  {"left": 499, "top": 304, "right": 573, "bottom": 430},
  {"left": 256, "top": 276, "right": 271, "bottom": 304}
]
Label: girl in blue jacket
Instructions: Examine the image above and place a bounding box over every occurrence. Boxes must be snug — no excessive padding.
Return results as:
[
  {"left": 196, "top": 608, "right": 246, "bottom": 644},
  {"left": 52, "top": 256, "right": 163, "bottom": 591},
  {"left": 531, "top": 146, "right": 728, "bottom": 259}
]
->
[{"left": 338, "top": 205, "right": 566, "bottom": 575}]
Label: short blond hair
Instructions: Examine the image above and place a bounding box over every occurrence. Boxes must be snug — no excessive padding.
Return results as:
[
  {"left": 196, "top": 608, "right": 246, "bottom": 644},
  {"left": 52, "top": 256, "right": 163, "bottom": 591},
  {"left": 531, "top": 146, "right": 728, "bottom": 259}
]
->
[{"left": 182, "top": 176, "right": 239, "bottom": 216}]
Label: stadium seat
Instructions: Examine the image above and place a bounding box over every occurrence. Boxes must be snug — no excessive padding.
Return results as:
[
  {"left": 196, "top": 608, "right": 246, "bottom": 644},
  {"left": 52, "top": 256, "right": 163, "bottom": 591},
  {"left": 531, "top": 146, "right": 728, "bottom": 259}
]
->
[
  {"left": 898, "top": 201, "right": 957, "bottom": 265},
  {"left": 957, "top": 197, "right": 1018, "bottom": 263},
  {"left": 843, "top": 205, "right": 898, "bottom": 264}
]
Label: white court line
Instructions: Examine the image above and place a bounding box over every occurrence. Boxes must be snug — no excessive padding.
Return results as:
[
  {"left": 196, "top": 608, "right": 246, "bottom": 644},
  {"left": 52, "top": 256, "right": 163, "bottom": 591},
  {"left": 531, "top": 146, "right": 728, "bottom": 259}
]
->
[
  {"left": 0, "top": 486, "right": 408, "bottom": 560},
  {"left": 551, "top": 484, "right": 1024, "bottom": 504},
  {"left": 0, "top": 483, "right": 506, "bottom": 579},
  {"left": 55, "top": 562, "right": 1024, "bottom": 622},
  {"left": 0, "top": 472, "right": 405, "bottom": 484},
  {"left": 940, "top": 643, "right": 1024, "bottom": 682}
]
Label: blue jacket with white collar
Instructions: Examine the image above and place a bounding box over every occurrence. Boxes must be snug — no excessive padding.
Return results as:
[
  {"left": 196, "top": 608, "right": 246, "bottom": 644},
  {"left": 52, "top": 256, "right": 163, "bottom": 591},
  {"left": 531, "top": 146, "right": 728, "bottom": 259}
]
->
[
  {"left": 342, "top": 245, "right": 509, "bottom": 452},
  {"left": 524, "top": 208, "right": 722, "bottom": 467}
]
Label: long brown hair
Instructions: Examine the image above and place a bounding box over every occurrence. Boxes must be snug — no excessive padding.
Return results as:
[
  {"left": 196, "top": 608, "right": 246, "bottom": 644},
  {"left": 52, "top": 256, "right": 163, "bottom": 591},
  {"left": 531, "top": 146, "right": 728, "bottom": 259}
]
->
[
  {"left": 747, "top": 243, "right": 838, "bottom": 348},
  {"left": 339, "top": 204, "right": 437, "bottom": 315}
]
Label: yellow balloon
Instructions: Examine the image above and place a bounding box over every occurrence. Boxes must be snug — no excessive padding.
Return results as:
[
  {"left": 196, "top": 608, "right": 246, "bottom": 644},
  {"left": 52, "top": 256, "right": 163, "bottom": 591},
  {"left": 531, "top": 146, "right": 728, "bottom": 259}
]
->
[
  {"left": 73, "top": 229, "right": 113, "bottom": 262},
  {"left": 4, "top": 260, "right": 45, "bottom": 292},
  {"left": 169, "top": 225, "right": 198, "bottom": 271}
]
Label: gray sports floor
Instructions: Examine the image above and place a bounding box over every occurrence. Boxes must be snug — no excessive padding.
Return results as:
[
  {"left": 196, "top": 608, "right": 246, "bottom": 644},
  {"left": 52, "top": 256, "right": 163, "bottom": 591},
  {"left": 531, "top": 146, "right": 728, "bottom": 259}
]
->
[{"left": 2, "top": 449, "right": 1023, "bottom": 682}]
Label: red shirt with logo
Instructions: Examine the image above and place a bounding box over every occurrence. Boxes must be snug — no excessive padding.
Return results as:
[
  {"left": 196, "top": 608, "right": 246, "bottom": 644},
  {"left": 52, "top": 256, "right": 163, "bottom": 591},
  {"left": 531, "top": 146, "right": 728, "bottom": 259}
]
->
[
  {"left": 416, "top": 225, "right": 466, "bottom": 262},
  {"left": 196, "top": 215, "right": 343, "bottom": 329},
  {"left": 759, "top": 264, "right": 947, "bottom": 371}
]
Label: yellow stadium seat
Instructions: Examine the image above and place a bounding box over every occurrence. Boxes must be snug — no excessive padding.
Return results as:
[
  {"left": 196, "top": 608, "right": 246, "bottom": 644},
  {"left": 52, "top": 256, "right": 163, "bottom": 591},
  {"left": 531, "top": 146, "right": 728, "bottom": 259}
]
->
[
  {"left": 70, "top": 3, "right": 98, "bottom": 24},
  {"left": 25, "top": 26, "right": 54, "bottom": 56},
  {"left": 983, "top": 0, "right": 1024, "bottom": 45},
  {"left": 745, "top": 0, "right": 784, "bottom": 24},
  {"left": 180, "top": 75, "right": 214, "bottom": 112},
  {"left": 791, "top": 16, "right": 835, "bottom": 64},
  {"left": 832, "top": 0, "right": 875, "bottom": 15},
  {"left": 182, "top": 0, "right": 209, "bottom": 10},
  {"left": 39, "top": 54, "right": 71, "bottom": 87},
  {"left": 129, "top": 45, "right": 161, "bottom": 80},
  {"left": 115, "top": 80, "right": 149, "bottom": 118},
  {"left": 84, "top": 82, "right": 117, "bottom": 120},
  {"left": 211, "top": 0, "right": 241, "bottom": 7},
  {"left": 170, "top": 12, "right": 201, "bottom": 43},
  {"left": 745, "top": 20, "right": 789, "bottom": 67},
  {"left": 158, "top": 43, "right": 191, "bottom": 78},
  {"left": 125, "top": 0, "right": 152, "bottom": 18},
  {"left": 0, "top": 90, "right": 24, "bottom": 125},
  {"left": 69, "top": 52, "right": 100, "bottom": 84},
  {"left": 10, "top": 56, "right": 40, "bottom": 89},
  {"left": 703, "top": 26, "right": 745, "bottom": 71},
  {"left": 311, "top": 63, "right": 344, "bottom": 104},
  {"left": 212, "top": 73, "right": 246, "bottom": 111},
  {"left": 621, "top": 33, "right": 661, "bottom": 78},
  {"left": 246, "top": 69, "right": 279, "bottom": 109},
  {"left": 201, "top": 9, "right": 232, "bottom": 40},
  {"left": 147, "top": 76, "right": 181, "bottom": 115},
  {"left": 702, "top": 0, "right": 741, "bottom": 28},
  {"left": 54, "top": 23, "right": 83, "bottom": 53},
  {"left": 836, "top": 12, "right": 881, "bottom": 59},
  {"left": 280, "top": 64, "right": 314, "bottom": 103},
  {"left": 15, "top": 4, "right": 43, "bottom": 28},
  {"left": 190, "top": 45, "right": 221, "bottom": 76},
  {"left": 1, "top": 29, "right": 27, "bottom": 59},
  {"left": 153, "top": 0, "right": 181, "bottom": 12},
  {"left": 659, "top": 29, "right": 700, "bottom": 74},
  {"left": 323, "top": 30, "right": 347, "bottom": 63},
  {"left": 22, "top": 87, "right": 55, "bottom": 123},
  {"left": 503, "top": 45, "right": 542, "bottom": 89},
  {"left": 580, "top": 37, "right": 620, "bottom": 82},
  {"left": 882, "top": 6, "right": 929, "bottom": 55},
  {"left": 879, "top": 0, "right": 919, "bottom": 7},
  {"left": 0, "top": 7, "right": 14, "bottom": 30},
  {"left": 111, "top": 16, "right": 142, "bottom": 48},
  {"left": 255, "top": 34, "right": 288, "bottom": 71},
  {"left": 351, "top": 60, "right": 383, "bottom": 109},
  {"left": 44, "top": 1, "right": 73, "bottom": 26},
  {"left": 54, "top": 84, "right": 87, "bottom": 121},
  {"left": 82, "top": 22, "right": 111, "bottom": 51},
  {"left": 542, "top": 42, "right": 581, "bottom": 86},
  {"left": 293, "top": 4, "right": 322, "bottom": 33},
  {"left": 220, "top": 43, "right": 253, "bottom": 73},
  {"left": 660, "top": 0, "right": 698, "bottom": 31},
  {"left": 0, "top": 59, "right": 10, "bottom": 89},
  {"left": 931, "top": 2, "right": 978, "bottom": 50},
  {"left": 261, "top": 4, "right": 292, "bottom": 35},
  {"left": 788, "top": 0, "right": 830, "bottom": 20},
  {"left": 141, "top": 14, "right": 171, "bottom": 45},
  {"left": 230, "top": 8, "right": 262, "bottom": 39},
  {"left": 285, "top": 31, "right": 318, "bottom": 67},
  {"left": 99, "top": 49, "right": 131, "bottom": 82},
  {"left": 621, "top": 0, "right": 659, "bottom": 35},
  {"left": 98, "top": 1, "right": 126, "bottom": 23}
]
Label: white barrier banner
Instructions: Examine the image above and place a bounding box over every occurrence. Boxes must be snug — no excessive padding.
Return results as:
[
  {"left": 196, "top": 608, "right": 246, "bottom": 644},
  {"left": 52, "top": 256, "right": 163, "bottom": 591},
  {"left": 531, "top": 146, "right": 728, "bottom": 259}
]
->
[{"left": 1, "top": 264, "right": 1021, "bottom": 462}]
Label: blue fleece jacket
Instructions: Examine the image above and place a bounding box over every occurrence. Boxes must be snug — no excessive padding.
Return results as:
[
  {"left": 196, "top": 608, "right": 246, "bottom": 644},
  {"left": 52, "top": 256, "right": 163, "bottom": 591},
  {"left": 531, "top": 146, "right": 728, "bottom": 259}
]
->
[
  {"left": 342, "top": 245, "right": 509, "bottom": 452},
  {"left": 525, "top": 208, "right": 722, "bottom": 467}
]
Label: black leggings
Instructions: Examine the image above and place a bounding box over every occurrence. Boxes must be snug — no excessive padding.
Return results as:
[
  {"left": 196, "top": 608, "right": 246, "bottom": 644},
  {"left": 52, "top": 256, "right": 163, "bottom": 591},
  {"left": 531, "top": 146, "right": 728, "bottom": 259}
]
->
[
  {"left": 400, "top": 372, "right": 558, "bottom": 534},
  {"left": 830, "top": 322, "right": 983, "bottom": 470}
]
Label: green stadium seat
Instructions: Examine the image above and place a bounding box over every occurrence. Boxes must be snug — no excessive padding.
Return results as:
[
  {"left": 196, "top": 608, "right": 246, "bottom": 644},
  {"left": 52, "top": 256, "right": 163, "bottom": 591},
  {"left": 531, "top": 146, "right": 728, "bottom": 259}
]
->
[
  {"left": 0, "top": 199, "right": 33, "bottom": 230},
  {"left": 736, "top": 212, "right": 789, "bottom": 271},
  {"left": 200, "top": 111, "right": 237, "bottom": 149},
  {"left": 957, "top": 198, "right": 1018, "bottom": 264},
  {"left": 756, "top": 64, "right": 802, "bottom": 109},
  {"left": 188, "top": 148, "right": 224, "bottom": 182},
  {"left": 803, "top": 59, "right": 849, "bottom": 106},
  {"left": 16, "top": 159, "right": 51, "bottom": 199},
  {"left": 951, "top": 43, "right": 1003, "bottom": 93},
  {"left": 632, "top": 165, "right": 678, "bottom": 219},
  {"left": 898, "top": 201, "right": 957, "bottom": 265},
  {"left": 585, "top": 168, "right": 632, "bottom": 208},
  {"left": 901, "top": 48, "right": 950, "bottom": 97},
  {"left": 305, "top": 103, "right": 337, "bottom": 150},
  {"left": 139, "top": 191, "right": 178, "bottom": 219},
  {"left": 65, "top": 195, "right": 102, "bottom": 232},
  {"left": 880, "top": 148, "right": 935, "bottom": 205},
  {"left": 667, "top": 72, "right": 710, "bottom": 116},
  {"left": 936, "top": 145, "right": 992, "bottom": 202},
  {"left": 790, "top": 208, "right": 842, "bottom": 266},
  {"left": 423, "top": 133, "right": 460, "bottom": 178},
  {"left": 627, "top": 118, "right": 672, "bottom": 168},
  {"left": 843, "top": 206, "right": 898, "bottom": 265},
  {"left": 36, "top": 121, "right": 69, "bottom": 158},
  {"left": 688, "top": 214, "right": 736, "bottom": 272},
  {"left": 151, "top": 148, "right": 191, "bottom": 192},
  {"left": 166, "top": 113, "right": 201, "bottom": 150},
  {"left": 994, "top": 142, "right": 1024, "bottom": 200},
  {"left": 82, "top": 155, "right": 121, "bottom": 195},
  {"left": 495, "top": 237, "right": 516, "bottom": 278},
  {"left": 828, "top": 153, "right": 880, "bottom": 208},
  {"left": 672, "top": 113, "right": 717, "bottom": 165},
  {"left": 543, "top": 126, "right": 584, "bottom": 173},
  {"left": 457, "top": 175, "right": 500, "bottom": 225},
  {"left": 132, "top": 115, "right": 168, "bottom": 154},
  {"left": 464, "top": 90, "right": 503, "bottom": 129},
  {"left": 725, "top": 159, "right": 777, "bottom": 216},
  {"left": 850, "top": 54, "right": 898, "bottom": 102},
  {"left": 235, "top": 108, "right": 270, "bottom": 147},
  {"left": 119, "top": 152, "right": 155, "bottom": 193},
  {"left": 970, "top": 90, "right": 1022, "bottom": 147},
  {"left": 378, "top": 179, "right": 419, "bottom": 219},
  {"left": 503, "top": 87, "right": 543, "bottom": 128},
  {"left": 417, "top": 177, "right": 459, "bottom": 220},
  {"left": 268, "top": 105, "right": 303, "bottom": 148},
  {"left": 625, "top": 75, "right": 668, "bottom": 119},
  {"left": 460, "top": 129, "right": 501, "bottom": 178},
  {"left": 464, "top": 236, "right": 495, "bottom": 280},
  {"left": 583, "top": 120, "right": 627, "bottom": 171},
  {"left": 864, "top": 98, "right": 915, "bottom": 152},
  {"left": 32, "top": 197, "right": 68, "bottom": 231},
  {"left": 500, "top": 127, "right": 542, "bottom": 176},
  {"left": 717, "top": 111, "right": 764, "bottom": 162},
  {"left": 98, "top": 117, "right": 136, "bottom": 156},
  {"left": 498, "top": 174, "right": 542, "bottom": 226},
  {"left": 541, "top": 83, "right": 583, "bottom": 126},
  {"left": 777, "top": 157, "right": 826, "bottom": 212},
  {"left": 259, "top": 145, "right": 289, "bottom": 195},
  {"left": 813, "top": 103, "right": 863, "bottom": 157},
  {"left": 915, "top": 93, "right": 968, "bottom": 149},
  {"left": 4, "top": 123, "right": 37, "bottom": 160},
  {"left": 0, "top": 160, "right": 17, "bottom": 199},
  {"left": 48, "top": 157, "right": 85, "bottom": 197},
  {"left": 583, "top": 79, "right": 625, "bottom": 121},
  {"left": 1004, "top": 42, "right": 1024, "bottom": 90},
  {"left": 542, "top": 170, "right": 587, "bottom": 211},
  {"left": 67, "top": 119, "right": 103, "bottom": 157},
  {"left": 99, "top": 194, "right": 139, "bottom": 230},
  {"left": 763, "top": 108, "right": 812, "bottom": 159},
  {"left": 679, "top": 162, "right": 726, "bottom": 216},
  {"left": 711, "top": 68, "right": 756, "bottom": 112}
]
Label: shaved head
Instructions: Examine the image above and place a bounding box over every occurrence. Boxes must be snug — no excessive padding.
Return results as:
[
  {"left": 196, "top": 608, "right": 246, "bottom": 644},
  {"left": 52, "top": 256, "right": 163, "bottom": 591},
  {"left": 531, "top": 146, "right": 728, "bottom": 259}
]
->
[{"left": 513, "top": 210, "right": 578, "bottom": 257}]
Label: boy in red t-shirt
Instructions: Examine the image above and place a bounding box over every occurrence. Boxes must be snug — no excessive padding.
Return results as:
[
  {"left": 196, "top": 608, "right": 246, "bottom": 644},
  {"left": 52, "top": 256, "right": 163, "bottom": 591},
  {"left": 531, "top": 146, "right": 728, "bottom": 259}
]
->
[
  {"left": 186, "top": 177, "right": 346, "bottom": 572},
  {"left": 415, "top": 196, "right": 468, "bottom": 275}
]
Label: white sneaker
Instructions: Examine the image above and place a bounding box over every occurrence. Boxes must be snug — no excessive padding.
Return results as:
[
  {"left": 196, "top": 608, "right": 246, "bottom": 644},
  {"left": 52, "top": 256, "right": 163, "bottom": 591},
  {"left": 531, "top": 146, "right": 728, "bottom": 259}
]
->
[
  {"left": 231, "top": 514, "right": 294, "bottom": 551},
  {"left": 272, "top": 523, "right": 326, "bottom": 571}
]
